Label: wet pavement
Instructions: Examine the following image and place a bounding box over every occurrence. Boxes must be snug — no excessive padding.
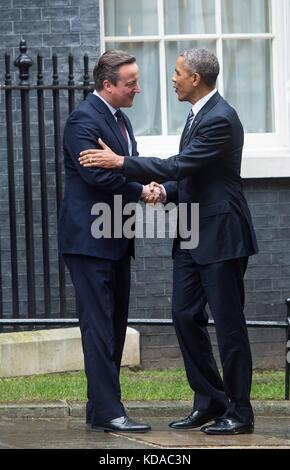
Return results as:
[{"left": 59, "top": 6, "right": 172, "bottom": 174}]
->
[{"left": 0, "top": 415, "right": 289, "bottom": 449}]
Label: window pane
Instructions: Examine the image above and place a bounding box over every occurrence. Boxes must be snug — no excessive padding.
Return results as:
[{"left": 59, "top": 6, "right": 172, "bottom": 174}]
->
[
  {"left": 106, "top": 42, "right": 161, "bottom": 135},
  {"left": 164, "top": 0, "right": 215, "bottom": 34},
  {"left": 221, "top": 0, "right": 271, "bottom": 33},
  {"left": 166, "top": 41, "right": 216, "bottom": 134},
  {"left": 104, "top": 0, "right": 158, "bottom": 36},
  {"left": 223, "top": 39, "right": 274, "bottom": 133}
]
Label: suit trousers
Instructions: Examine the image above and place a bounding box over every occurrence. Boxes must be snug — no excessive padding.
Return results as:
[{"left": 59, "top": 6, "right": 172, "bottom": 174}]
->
[
  {"left": 63, "top": 252, "right": 131, "bottom": 425},
  {"left": 172, "top": 245, "right": 254, "bottom": 423}
]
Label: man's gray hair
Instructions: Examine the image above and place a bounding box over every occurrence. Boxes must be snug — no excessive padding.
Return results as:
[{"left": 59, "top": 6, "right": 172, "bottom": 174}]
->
[
  {"left": 180, "top": 48, "right": 219, "bottom": 87},
  {"left": 93, "top": 50, "right": 136, "bottom": 91}
]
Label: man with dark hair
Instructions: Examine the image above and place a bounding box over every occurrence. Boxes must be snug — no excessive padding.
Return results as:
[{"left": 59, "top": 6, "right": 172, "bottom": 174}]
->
[
  {"left": 59, "top": 50, "right": 157, "bottom": 433},
  {"left": 79, "top": 48, "right": 258, "bottom": 435},
  {"left": 93, "top": 50, "right": 136, "bottom": 91}
]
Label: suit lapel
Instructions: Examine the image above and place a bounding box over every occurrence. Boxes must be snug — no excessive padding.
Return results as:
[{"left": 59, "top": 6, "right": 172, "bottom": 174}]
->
[
  {"left": 181, "top": 114, "right": 202, "bottom": 149},
  {"left": 104, "top": 112, "right": 129, "bottom": 155},
  {"left": 122, "top": 112, "right": 136, "bottom": 155},
  {"left": 180, "top": 92, "right": 221, "bottom": 150},
  {"left": 86, "top": 93, "right": 129, "bottom": 155}
]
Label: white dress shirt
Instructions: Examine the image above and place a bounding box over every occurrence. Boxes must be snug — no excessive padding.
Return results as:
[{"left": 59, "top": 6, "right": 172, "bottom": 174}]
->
[{"left": 191, "top": 88, "right": 217, "bottom": 118}]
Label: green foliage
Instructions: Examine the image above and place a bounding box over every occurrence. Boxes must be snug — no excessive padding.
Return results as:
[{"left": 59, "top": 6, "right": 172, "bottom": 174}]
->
[{"left": 0, "top": 368, "right": 285, "bottom": 402}]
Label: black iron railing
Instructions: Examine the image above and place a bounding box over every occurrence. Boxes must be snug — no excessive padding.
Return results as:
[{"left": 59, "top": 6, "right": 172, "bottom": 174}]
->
[{"left": 0, "top": 40, "right": 92, "bottom": 322}]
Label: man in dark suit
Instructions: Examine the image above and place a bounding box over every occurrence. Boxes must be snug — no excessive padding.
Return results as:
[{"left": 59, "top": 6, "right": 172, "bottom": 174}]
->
[
  {"left": 78, "top": 48, "right": 259, "bottom": 435},
  {"left": 59, "top": 50, "right": 158, "bottom": 433}
]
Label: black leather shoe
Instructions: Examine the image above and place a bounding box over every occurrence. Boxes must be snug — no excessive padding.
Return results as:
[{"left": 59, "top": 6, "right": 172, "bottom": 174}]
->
[
  {"left": 169, "top": 409, "right": 223, "bottom": 430},
  {"left": 90, "top": 415, "right": 151, "bottom": 433},
  {"left": 200, "top": 418, "right": 254, "bottom": 435}
]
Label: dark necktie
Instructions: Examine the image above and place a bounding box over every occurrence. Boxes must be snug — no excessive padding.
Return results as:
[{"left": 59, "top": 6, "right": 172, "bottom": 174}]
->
[
  {"left": 115, "top": 109, "right": 128, "bottom": 146},
  {"left": 182, "top": 109, "right": 194, "bottom": 144}
]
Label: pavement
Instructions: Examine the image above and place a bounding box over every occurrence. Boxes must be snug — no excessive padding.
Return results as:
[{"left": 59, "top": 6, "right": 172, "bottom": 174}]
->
[{"left": 0, "top": 400, "right": 290, "bottom": 449}]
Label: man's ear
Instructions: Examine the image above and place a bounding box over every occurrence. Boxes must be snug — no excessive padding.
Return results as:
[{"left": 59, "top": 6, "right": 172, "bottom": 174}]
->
[
  {"left": 103, "top": 79, "right": 113, "bottom": 93},
  {"left": 192, "top": 72, "right": 201, "bottom": 87}
]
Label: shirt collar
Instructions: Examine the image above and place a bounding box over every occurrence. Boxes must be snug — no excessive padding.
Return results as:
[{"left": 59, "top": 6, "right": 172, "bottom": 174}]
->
[
  {"left": 191, "top": 88, "right": 217, "bottom": 117},
  {"left": 93, "top": 90, "right": 117, "bottom": 116}
]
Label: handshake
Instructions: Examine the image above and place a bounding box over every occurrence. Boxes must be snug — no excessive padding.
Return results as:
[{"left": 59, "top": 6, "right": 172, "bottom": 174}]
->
[{"left": 141, "top": 182, "right": 166, "bottom": 204}]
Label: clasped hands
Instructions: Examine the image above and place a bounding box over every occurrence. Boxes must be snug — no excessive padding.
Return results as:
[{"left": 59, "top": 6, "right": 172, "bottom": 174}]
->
[
  {"left": 78, "top": 138, "right": 166, "bottom": 204},
  {"left": 141, "top": 181, "right": 166, "bottom": 204}
]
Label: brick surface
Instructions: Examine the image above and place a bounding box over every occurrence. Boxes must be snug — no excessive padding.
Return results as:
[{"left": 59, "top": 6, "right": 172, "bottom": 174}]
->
[
  {"left": 21, "top": 9, "right": 42, "bottom": 21},
  {"left": 0, "top": 8, "right": 20, "bottom": 21},
  {"left": 0, "top": 1, "right": 12, "bottom": 8}
]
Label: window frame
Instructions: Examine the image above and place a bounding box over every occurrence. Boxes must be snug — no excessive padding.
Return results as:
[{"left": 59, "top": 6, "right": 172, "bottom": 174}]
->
[{"left": 100, "top": 0, "right": 290, "bottom": 177}]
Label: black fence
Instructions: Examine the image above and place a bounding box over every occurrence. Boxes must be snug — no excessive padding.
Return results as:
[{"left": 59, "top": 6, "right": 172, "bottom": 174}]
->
[
  {"left": 0, "top": 40, "right": 289, "bottom": 399},
  {"left": 0, "top": 39, "right": 92, "bottom": 323}
]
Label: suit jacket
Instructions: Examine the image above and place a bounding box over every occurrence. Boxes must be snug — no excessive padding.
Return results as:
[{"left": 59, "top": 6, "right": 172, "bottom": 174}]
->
[
  {"left": 123, "top": 92, "right": 258, "bottom": 265},
  {"left": 59, "top": 93, "right": 142, "bottom": 260}
]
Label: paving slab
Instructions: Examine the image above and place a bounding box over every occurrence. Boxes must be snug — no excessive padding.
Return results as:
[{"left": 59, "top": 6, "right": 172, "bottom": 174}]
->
[
  {"left": 0, "top": 416, "right": 289, "bottom": 449},
  {"left": 120, "top": 418, "right": 290, "bottom": 449},
  {"left": 0, "top": 418, "right": 152, "bottom": 449}
]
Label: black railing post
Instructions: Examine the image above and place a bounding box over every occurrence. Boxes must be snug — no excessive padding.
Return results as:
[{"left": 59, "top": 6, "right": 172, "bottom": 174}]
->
[
  {"left": 5, "top": 52, "right": 20, "bottom": 325},
  {"left": 285, "top": 298, "right": 290, "bottom": 400},
  {"left": 52, "top": 53, "right": 66, "bottom": 317},
  {"left": 68, "top": 53, "right": 75, "bottom": 113},
  {"left": 14, "top": 39, "right": 36, "bottom": 318},
  {"left": 37, "top": 53, "right": 51, "bottom": 318},
  {"left": 83, "top": 53, "right": 90, "bottom": 99}
]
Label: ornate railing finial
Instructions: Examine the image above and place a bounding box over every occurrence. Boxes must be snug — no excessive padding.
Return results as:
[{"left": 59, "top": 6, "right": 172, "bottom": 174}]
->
[{"left": 14, "top": 39, "right": 33, "bottom": 85}]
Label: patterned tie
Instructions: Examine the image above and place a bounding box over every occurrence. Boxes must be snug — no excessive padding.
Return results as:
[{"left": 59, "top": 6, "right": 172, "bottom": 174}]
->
[
  {"left": 115, "top": 109, "right": 128, "bottom": 146},
  {"left": 182, "top": 109, "right": 194, "bottom": 145}
]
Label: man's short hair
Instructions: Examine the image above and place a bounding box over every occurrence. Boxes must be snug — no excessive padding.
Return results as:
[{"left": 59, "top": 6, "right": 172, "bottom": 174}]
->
[
  {"left": 93, "top": 50, "right": 136, "bottom": 91},
  {"left": 180, "top": 48, "right": 220, "bottom": 87}
]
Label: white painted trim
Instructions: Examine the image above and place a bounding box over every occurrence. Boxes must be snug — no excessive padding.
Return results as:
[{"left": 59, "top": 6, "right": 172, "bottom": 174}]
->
[
  {"left": 104, "top": 33, "right": 275, "bottom": 41},
  {"left": 216, "top": 33, "right": 274, "bottom": 39},
  {"left": 241, "top": 156, "right": 290, "bottom": 178},
  {"left": 99, "top": 0, "right": 105, "bottom": 53},
  {"left": 135, "top": 136, "right": 290, "bottom": 178},
  {"left": 215, "top": 0, "right": 224, "bottom": 96},
  {"left": 157, "top": 0, "right": 168, "bottom": 135},
  {"left": 270, "top": 0, "right": 289, "bottom": 148},
  {"left": 136, "top": 135, "right": 180, "bottom": 158},
  {"left": 104, "top": 35, "right": 161, "bottom": 42}
]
